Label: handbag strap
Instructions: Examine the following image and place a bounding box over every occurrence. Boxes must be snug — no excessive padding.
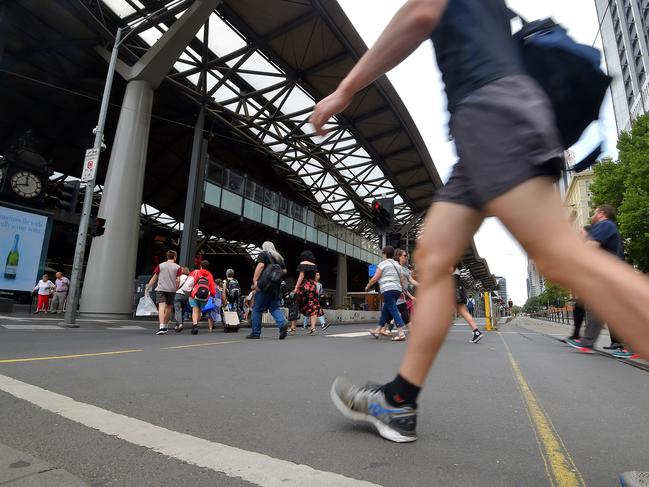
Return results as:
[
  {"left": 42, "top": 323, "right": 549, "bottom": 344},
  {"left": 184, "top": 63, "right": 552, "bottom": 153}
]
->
[{"left": 388, "top": 261, "right": 406, "bottom": 294}]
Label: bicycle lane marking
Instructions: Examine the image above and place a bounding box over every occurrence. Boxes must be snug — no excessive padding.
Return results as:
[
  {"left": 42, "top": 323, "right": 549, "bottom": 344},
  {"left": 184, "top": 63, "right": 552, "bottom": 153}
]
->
[{"left": 499, "top": 332, "right": 586, "bottom": 487}]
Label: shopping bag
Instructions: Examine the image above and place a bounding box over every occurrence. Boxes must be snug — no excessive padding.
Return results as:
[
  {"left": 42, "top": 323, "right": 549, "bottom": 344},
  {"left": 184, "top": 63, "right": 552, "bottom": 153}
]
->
[
  {"left": 136, "top": 296, "right": 158, "bottom": 316},
  {"left": 202, "top": 296, "right": 215, "bottom": 313},
  {"left": 209, "top": 309, "right": 222, "bottom": 323}
]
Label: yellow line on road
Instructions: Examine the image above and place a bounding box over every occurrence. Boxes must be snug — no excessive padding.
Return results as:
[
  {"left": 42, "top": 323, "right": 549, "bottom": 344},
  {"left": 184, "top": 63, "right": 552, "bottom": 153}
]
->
[
  {"left": 0, "top": 349, "right": 142, "bottom": 364},
  {"left": 500, "top": 334, "right": 585, "bottom": 487},
  {"left": 161, "top": 340, "right": 240, "bottom": 350}
]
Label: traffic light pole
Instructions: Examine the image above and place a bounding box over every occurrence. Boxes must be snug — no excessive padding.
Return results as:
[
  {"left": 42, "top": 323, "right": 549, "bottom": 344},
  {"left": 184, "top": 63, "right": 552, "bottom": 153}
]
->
[{"left": 63, "top": 28, "right": 122, "bottom": 327}]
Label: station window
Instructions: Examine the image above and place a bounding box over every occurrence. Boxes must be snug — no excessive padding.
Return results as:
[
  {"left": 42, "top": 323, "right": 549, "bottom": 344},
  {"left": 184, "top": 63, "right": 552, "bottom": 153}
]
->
[
  {"left": 204, "top": 183, "right": 222, "bottom": 208},
  {"left": 263, "top": 189, "right": 279, "bottom": 210},
  {"left": 262, "top": 207, "right": 278, "bottom": 227},
  {"left": 243, "top": 200, "right": 262, "bottom": 222},
  {"left": 318, "top": 230, "right": 328, "bottom": 248},
  {"left": 220, "top": 189, "right": 243, "bottom": 215},
  {"left": 225, "top": 171, "right": 244, "bottom": 194},
  {"left": 292, "top": 221, "right": 306, "bottom": 240},
  {"left": 279, "top": 214, "right": 293, "bottom": 234}
]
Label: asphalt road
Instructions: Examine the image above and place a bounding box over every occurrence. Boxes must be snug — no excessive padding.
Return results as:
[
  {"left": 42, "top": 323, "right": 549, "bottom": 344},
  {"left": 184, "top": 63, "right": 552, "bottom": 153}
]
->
[{"left": 0, "top": 317, "right": 647, "bottom": 486}]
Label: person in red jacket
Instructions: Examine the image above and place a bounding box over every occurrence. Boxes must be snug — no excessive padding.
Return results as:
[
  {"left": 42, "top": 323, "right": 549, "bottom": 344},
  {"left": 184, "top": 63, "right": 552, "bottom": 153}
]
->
[{"left": 187, "top": 260, "right": 216, "bottom": 335}]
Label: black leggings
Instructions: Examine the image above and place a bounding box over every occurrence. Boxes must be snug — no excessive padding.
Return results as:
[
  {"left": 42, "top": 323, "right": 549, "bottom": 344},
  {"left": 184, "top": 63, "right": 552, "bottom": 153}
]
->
[{"left": 571, "top": 301, "right": 585, "bottom": 338}]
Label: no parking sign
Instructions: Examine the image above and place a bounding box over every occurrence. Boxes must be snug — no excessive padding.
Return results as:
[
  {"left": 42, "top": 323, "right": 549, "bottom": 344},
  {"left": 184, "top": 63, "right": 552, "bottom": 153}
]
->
[{"left": 80, "top": 148, "right": 100, "bottom": 183}]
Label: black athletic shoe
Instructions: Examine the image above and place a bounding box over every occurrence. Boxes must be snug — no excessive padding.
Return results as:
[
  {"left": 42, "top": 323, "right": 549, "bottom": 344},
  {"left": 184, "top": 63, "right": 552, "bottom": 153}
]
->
[
  {"left": 174, "top": 324, "right": 184, "bottom": 333},
  {"left": 330, "top": 377, "right": 417, "bottom": 443},
  {"left": 279, "top": 325, "right": 288, "bottom": 340},
  {"left": 321, "top": 322, "right": 331, "bottom": 331},
  {"left": 246, "top": 333, "right": 260, "bottom": 339},
  {"left": 604, "top": 342, "right": 624, "bottom": 350},
  {"left": 155, "top": 328, "right": 168, "bottom": 335},
  {"left": 470, "top": 330, "right": 483, "bottom": 344},
  {"left": 191, "top": 325, "right": 198, "bottom": 335}
]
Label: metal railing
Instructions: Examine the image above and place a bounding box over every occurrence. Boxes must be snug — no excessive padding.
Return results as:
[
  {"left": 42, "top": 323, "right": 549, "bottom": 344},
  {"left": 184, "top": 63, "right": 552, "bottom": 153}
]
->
[{"left": 529, "top": 307, "right": 574, "bottom": 325}]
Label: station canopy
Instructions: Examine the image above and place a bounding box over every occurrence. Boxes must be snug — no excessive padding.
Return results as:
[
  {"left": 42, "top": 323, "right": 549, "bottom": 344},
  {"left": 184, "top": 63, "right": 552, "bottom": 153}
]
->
[{"left": 1, "top": 0, "right": 496, "bottom": 289}]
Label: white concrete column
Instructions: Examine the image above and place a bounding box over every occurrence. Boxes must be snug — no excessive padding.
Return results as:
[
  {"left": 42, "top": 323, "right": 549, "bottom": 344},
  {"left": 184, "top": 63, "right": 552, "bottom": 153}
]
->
[{"left": 79, "top": 80, "right": 153, "bottom": 318}]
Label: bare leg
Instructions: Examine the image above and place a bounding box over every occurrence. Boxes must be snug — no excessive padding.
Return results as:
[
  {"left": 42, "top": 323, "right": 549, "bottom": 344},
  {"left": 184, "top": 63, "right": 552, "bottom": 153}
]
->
[
  {"left": 457, "top": 304, "right": 479, "bottom": 331},
  {"left": 487, "top": 177, "right": 649, "bottom": 359},
  {"left": 192, "top": 306, "right": 201, "bottom": 325},
  {"left": 310, "top": 315, "right": 317, "bottom": 332},
  {"left": 157, "top": 302, "right": 166, "bottom": 326},
  {"left": 399, "top": 202, "right": 484, "bottom": 386},
  {"left": 165, "top": 303, "right": 173, "bottom": 325}
]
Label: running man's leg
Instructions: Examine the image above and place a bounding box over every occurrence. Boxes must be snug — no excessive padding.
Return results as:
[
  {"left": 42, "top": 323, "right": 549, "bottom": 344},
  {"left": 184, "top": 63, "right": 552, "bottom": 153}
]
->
[
  {"left": 487, "top": 177, "right": 649, "bottom": 359},
  {"left": 331, "top": 202, "right": 483, "bottom": 442},
  {"left": 396, "top": 203, "right": 484, "bottom": 387}
]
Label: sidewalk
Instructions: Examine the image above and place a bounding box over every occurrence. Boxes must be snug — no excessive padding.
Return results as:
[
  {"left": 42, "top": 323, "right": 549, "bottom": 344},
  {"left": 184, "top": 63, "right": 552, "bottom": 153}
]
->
[
  {"left": 0, "top": 443, "right": 87, "bottom": 486},
  {"left": 509, "top": 316, "right": 649, "bottom": 369}
]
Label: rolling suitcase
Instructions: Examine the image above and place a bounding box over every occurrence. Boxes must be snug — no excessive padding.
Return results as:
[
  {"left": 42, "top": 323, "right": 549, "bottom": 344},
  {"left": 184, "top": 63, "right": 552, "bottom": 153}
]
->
[{"left": 223, "top": 310, "right": 240, "bottom": 332}]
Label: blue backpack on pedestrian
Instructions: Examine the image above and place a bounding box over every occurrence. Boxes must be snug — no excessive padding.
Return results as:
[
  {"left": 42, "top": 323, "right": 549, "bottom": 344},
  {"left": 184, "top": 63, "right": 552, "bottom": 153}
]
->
[{"left": 509, "top": 10, "right": 611, "bottom": 171}]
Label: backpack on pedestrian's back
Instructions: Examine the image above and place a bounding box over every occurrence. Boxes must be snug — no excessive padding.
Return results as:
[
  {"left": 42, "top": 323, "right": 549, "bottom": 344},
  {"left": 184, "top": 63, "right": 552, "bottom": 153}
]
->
[
  {"left": 226, "top": 278, "right": 241, "bottom": 303},
  {"left": 509, "top": 10, "right": 610, "bottom": 170},
  {"left": 191, "top": 273, "right": 211, "bottom": 300},
  {"left": 257, "top": 253, "right": 284, "bottom": 293}
]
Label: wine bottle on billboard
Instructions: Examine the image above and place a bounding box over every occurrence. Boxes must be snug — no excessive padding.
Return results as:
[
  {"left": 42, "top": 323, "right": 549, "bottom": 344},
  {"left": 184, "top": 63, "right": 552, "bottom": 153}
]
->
[{"left": 4, "top": 234, "right": 19, "bottom": 279}]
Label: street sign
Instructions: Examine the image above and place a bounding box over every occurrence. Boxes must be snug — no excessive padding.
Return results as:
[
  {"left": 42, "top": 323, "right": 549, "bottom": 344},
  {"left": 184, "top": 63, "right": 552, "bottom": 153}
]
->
[{"left": 80, "top": 148, "right": 100, "bottom": 183}]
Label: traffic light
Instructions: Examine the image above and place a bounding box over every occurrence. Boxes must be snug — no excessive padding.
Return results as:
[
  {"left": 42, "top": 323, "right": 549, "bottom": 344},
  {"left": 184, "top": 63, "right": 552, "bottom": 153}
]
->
[
  {"left": 370, "top": 198, "right": 394, "bottom": 231},
  {"left": 58, "top": 180, "right": 80, "bottom": 213},
  {"left": 91, "top": 217, "right": 106, "bottom": 237}
]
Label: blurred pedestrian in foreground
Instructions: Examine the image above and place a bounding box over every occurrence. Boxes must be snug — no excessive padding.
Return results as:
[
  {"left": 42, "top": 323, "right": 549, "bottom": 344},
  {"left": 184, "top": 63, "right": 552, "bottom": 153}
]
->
[{"left": 312, "top": 0, "right": 649, "bottom": 443}]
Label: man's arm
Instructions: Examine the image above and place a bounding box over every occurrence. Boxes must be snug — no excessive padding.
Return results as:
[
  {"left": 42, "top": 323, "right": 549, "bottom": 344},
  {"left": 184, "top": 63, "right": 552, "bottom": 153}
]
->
[
  {"left": 310, "top": 0, "right": 448, "bottom": 135},
  {"left": 252, "top": 262, "right": 265, "bottom": 289}
]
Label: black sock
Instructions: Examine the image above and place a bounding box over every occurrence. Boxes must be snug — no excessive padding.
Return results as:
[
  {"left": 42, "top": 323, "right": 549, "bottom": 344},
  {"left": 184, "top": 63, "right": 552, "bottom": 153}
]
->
[{"left": 383, "top": 374, "right": 420, "bottom": 407}]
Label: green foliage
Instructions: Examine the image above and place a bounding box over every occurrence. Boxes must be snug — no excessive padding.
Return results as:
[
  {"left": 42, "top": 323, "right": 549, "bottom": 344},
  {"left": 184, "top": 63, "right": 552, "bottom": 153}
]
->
[
  {"left": 538, "top": 282, "right": 570, "bottom": 306},
  {"left": 523, "top": 296, "right": 541, "bottom": 313},
  {"left": 589, "top": 114, "right": 649, "bottom": 271}
]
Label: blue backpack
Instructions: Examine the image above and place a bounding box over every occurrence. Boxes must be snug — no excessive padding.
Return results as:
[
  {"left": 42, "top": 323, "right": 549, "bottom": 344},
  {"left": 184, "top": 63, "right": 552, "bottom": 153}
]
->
[{"left": 509, "top": 11, "right": 611, "bottom": 170}]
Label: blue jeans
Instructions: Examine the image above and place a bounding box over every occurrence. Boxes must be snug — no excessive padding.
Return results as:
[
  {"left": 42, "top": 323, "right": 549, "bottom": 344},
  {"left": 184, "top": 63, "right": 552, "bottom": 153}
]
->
[
  {"left": 379, "top": 290, "right": 405, "bottom": 327},
  {"left": 251, "top": 291, "right": 286, "bottom": 336}
]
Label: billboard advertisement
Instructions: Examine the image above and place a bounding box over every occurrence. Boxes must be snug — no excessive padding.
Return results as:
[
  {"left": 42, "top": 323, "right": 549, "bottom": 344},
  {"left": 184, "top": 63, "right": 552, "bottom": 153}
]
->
[{"left": 0, "top": 205, "right": 49, "bottom": 292}]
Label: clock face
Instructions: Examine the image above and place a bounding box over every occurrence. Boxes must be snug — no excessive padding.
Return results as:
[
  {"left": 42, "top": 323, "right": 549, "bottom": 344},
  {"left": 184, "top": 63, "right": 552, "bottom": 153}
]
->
[{"left": 10, "top": 171, "right": 43, "bottom": 199}]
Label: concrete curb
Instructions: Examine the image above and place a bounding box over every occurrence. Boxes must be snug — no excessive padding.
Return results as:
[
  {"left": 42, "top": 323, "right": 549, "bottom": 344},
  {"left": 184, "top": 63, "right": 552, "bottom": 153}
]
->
[{"left": 0, "top": 443, "right": 88, "bottom": 486}]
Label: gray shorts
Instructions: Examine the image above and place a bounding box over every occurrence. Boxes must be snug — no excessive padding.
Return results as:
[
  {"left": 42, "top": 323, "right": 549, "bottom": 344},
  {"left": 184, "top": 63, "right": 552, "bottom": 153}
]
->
[{"left": 434, "top": 75, "right": 564, "bottom": 210}]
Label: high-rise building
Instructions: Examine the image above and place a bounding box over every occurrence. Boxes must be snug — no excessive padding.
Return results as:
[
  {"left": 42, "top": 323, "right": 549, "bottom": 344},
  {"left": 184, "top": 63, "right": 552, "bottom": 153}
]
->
[
  {"left": 595, "top": 0, "right": 649, "bottom": 133},
  {"left": 527, "top": 259, "right": 545, "bottom": 299},
  {"left": 495, "top": 276, "right": 509, "bottom": 304}
]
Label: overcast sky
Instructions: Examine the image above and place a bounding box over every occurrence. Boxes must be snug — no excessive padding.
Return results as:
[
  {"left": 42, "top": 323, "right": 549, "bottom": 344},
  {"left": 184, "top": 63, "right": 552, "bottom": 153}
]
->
[{"left": 338, "top": 0, "right": 615, "bottom": 305}]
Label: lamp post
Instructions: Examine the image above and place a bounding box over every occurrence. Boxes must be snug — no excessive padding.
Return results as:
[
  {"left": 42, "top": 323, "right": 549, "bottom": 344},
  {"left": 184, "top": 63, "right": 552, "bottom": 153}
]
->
[{"left": 63, "top": 27, "right": 122, "bottom": 327}]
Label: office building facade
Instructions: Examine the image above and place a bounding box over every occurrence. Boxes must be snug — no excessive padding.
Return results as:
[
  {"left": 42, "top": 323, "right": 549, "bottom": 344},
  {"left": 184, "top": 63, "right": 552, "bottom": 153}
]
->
[
  {"left": 527, "top": 259, "right": 545, "bottom": 299},
  {"left": 595, "top": 0, "right": 649, "bottom": 132}
]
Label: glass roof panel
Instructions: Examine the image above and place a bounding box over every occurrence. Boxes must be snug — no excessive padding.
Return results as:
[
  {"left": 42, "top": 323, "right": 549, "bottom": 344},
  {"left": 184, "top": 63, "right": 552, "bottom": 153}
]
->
[{"left": 103, "top": 0, "right": 136, "bottom": 18}]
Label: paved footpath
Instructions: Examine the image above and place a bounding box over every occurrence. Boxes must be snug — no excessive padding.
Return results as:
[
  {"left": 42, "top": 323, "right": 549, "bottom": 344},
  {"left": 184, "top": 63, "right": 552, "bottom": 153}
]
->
[{"left": 0, "top": 316, "right": 647, "bottom": 486}]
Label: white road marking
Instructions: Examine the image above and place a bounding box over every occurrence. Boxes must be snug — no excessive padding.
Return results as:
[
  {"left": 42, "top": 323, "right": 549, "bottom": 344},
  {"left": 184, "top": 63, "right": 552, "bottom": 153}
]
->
[
  {"left": 2, "top": 324, "right": 64, "bottom": 330},
  {"left": 0, "top": 374, "right": 381, "bottom": 487},
  {"left": 106, "top": 326, "right": 146, "bottom": 330},
  {"left": 0, "top": 315, "right": 28, "bottom": 321},
  {"left": 327, "top": 331, "right": 376, "bottom": 338}
]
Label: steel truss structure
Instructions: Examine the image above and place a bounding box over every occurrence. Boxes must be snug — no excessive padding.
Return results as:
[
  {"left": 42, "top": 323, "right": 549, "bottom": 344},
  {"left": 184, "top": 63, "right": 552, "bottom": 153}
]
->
[{"left": 82, "top": 0, "right": 422, "bottom": 241}]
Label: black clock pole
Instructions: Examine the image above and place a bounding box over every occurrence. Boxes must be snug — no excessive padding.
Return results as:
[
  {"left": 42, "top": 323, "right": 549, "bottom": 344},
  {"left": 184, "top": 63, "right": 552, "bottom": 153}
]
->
[{"left": 63, "top": 28, "right": 122, "bottom": 327}]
